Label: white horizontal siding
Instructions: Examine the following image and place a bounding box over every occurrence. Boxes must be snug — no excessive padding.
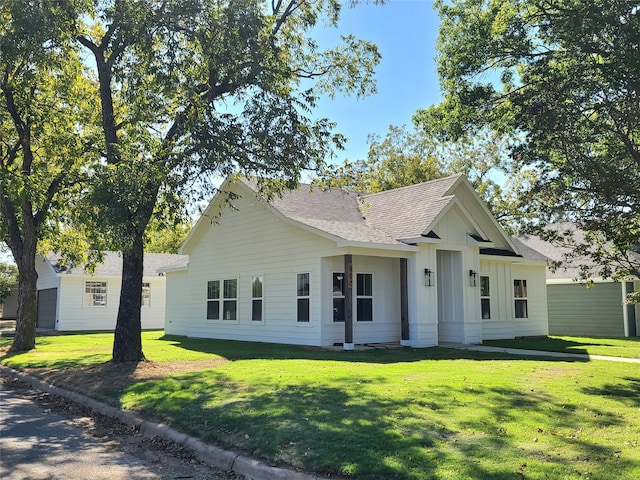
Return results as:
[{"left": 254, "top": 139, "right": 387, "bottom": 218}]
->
[
  {"left": 321, "top": 255, "right": 402, "bottom": 346},
  {"left": 165, "top": 270, "right": 189, "bottom": 335},
  {"left": 56, "top": 276, "right": 166, "bottom": 331},
  {"left": 36, "top": 257, "right": 60, "bottom": 291},
  {"left": 179, "top": 189, "right": 342, "bottom": 346}
]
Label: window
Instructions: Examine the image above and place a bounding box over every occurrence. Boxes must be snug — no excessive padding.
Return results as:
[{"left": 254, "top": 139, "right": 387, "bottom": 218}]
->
[
  {"left": 356, "top": 273, "right": 373, "bottom": 322},
  {"left": 514, "top": 279, "right": 528, "bottom": 318},
  {"left": 480, "top": 276, "right": 490, "bottom": 319},
  {"left": 252, "top": 276, "right": 263, "bottom": 321},
  {"left": 141, "top": 282, "right": 151, "bottom": 307},
  {"left": 223, "top": 279, "right": 237, "bottom": 320},
  {"left": 333, "top": 273, "right": 345, "bottom": 322},
  {"left": 297, "top": 273, "right": 310, "bottom": 322},
  {"left": 207, "top": 280, "right": 220, "bottom": 320},
  {"left": 84, "top": 281, "right": 107, "bottom": 307}
]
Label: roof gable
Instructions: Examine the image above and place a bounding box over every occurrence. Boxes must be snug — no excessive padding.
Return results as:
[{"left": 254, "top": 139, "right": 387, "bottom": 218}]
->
[
  {"left": 360, "top": 175, "right": 462, "bottom": 241},
  {"left": 182, "top": 174, "right": 518, "bottom": 252}
]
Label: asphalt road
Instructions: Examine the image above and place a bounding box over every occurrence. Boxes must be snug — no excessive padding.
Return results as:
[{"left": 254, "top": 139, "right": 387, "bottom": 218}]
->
[{"left": 0, "top": 383, "right": 242, "bottom": 480}]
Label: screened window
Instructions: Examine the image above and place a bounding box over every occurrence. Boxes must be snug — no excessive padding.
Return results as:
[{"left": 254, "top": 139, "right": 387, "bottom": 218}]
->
[
  {"left": 514, "top": 279, "right": 528, "bottom": 318},
  {"left": 252, "top": 276, "right": 263, "bottom": 321},
  {"left": 84, "top": 281, "right": 107, "bottom": 307},
  {"left": 297, "top": 273, "right": 310, "bottom": 322},
  {"left": 207, "top": 280, "right": 220, "bottom": 320},
  {"left": 356, "top": 273, "right": 373, "bottom": 322},
  {"left": 141, "top": 282, "right": 151, "bottom": 307},
  {"left": 333, "top": 272, "right": 345, "bottom": 322},
  {"left": 480, "top": 276, "right": 490, "bottom": 319}
]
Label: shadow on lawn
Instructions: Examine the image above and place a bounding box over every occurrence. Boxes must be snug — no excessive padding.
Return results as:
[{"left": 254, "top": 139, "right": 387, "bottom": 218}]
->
[
  {"left": 582, "top": 376, "right": 640, "bottom": 408},
  {"left": 119, "top": 369, "right": 631, "bottom": 480},
  {"left": 485, "top": 336, "right": 640, "bottom": 357},
  {"left": 159, "top": 335, "right": 590, "bottom": 365}
]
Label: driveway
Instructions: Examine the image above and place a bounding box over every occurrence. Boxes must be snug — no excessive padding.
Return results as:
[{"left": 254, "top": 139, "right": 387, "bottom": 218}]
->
[{"left": 0, "top": 376, "right": 242, "bottom": 480}]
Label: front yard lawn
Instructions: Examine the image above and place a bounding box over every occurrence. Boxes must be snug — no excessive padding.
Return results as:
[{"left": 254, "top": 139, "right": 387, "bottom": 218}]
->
[
  {"left": 2, "top": 331, "right": 639, "bottom": 480},
  {"left": 484, "top": 335, "right": 640, "bottom": 359}
]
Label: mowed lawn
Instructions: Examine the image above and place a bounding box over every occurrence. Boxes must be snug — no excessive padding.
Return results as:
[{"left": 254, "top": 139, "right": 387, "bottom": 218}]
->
[{"left": 1, "top": 332, "right": 639, "bottom": 480}]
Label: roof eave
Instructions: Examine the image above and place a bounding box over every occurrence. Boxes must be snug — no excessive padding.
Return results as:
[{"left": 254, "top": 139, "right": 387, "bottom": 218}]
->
[{"left": 335, "top": 239, "right": 419, "bottom": 252}]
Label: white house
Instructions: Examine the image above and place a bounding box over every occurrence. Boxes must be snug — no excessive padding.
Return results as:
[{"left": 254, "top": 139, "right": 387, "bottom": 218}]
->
[
  {"left": 165, "top": 174, "right": 548, "bottom": 348},
  {"left": 35, "top": 252, "right": 188, "bottom": 331},
  {"left": 517, "top": 226, "right": 639, "bottom": 338}
]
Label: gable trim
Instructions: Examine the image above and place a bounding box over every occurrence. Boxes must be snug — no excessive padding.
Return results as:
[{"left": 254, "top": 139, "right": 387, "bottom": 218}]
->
[{"left": 444, "top": 176, "right": 521, "bottom": 255}]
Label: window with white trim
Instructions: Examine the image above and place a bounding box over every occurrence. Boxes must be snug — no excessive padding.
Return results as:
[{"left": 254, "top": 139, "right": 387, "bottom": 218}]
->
[
  {"left": 222, "top": 279, "right": 238, "bottom": 320},
  {"left": 297, "top": 273, "right": 310, "bottom": 322},
  {"left": 207, "top": 280, "right": 220, "bottom": 320},
  {"left": 84, "top": 281, "right": 107, "bottom": 307},
  {"left": 141, "top": 282, "right": 151, "bottom": 307},
  {"left": 252, "top": 276, "right": 263, "bottom": 321},
  {"left": 480, "top": 276, "right": 490, "bottom": 319},
  {"left": 514, "top": 279, "right": 528, "bottom": 318},
  {"left": 333, "top": 272, "right": 345, "bottom": 322},
  {"left": 356, "top": 273, "right": 373, "bottom": 322}
]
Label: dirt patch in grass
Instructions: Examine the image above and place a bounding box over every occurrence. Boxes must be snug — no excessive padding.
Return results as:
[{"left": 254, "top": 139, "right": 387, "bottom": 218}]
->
[{"left": 21, "top": 358, "right": 229, "bottom": 400}]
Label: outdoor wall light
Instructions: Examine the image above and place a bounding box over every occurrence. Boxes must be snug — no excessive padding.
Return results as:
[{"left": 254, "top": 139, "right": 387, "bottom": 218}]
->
[
  {"left": 424, "top": 268, "right": 433, "bottom": 287},
  {"left": 469, "top": 269, "right": 478, "bottom": 287}
]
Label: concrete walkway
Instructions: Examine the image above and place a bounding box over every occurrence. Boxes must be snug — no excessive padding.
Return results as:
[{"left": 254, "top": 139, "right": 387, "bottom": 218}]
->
[{"left": 442, "top": 344, "right": 640, "bottom": 364}]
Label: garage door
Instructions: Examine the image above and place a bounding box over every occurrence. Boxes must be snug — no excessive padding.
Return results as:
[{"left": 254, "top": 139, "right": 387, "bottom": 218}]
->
[{"left": 37, "top": 288, "right": 57, "bottom": 329}]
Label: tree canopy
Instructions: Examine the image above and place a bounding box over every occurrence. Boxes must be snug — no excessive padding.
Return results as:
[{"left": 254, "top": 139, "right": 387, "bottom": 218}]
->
[
  {"left": 0, "top": 262, "right": 17, "bottom": 304},
  {"left": 415, "top": 0, "right": 640, "bottom": 284},
  {"left": 321, "top": 124, "right": 528, "bottom": 233},
  {"left": 70, "top": 0, "right": 381, "bottom": 361},
  {"left": 0, "top": 1, "right": 98, "bottom": 351}
]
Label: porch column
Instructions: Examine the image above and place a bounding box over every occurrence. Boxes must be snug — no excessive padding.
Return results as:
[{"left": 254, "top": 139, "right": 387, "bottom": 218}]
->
[
  {"left": 623, "top": 281, "right": 630, "bottom": 338},
  {"left": 344, "top": 254, "right": 354, "bottom": 350},
  {"left": 400, "top": 258, "right": 410, "bottom": 346}
]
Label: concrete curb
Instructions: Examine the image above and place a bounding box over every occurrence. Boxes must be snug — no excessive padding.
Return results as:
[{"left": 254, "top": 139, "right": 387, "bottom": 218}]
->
[{"left": 0, "top": 365, "right": 329, "bottom": 480}]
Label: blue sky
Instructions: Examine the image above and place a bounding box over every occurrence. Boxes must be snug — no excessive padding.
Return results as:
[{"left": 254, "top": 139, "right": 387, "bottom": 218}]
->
[{"left": 313, "top": 0, "right": 442, "bottom": 164}]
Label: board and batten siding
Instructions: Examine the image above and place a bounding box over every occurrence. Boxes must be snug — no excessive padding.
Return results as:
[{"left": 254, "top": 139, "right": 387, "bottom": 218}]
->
[
  {"left": 180, "top": 189, "right": 343, "bottom": 346},
  {"left": 480, "top": 260, "right": 515, "bottom": 340},
  {"left": 547, "top": 282, "right": 625, "bottom": 337},
  {"left": 511, "top": 264, "right": 548, "bottom": 337}
]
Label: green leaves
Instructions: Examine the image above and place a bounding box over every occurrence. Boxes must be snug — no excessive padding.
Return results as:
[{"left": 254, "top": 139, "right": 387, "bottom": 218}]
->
[{"left": 423, "top": 0, "right": 640, "bottom": 280}]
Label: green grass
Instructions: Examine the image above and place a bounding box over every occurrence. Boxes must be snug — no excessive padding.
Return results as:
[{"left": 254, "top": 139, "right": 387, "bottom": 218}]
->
[
  {"left": 484, "top": 335, "right": 640, "bottom": 359},
  {"left": 2, "top": 332, "right": 639, "bottom": 480}
]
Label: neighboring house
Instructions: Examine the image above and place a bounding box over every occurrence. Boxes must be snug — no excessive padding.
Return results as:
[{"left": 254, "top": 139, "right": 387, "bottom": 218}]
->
[
  {"left": 164, "top": 174, "right": 548, "bottom": 348},
  {"left": 0, "top": 284, "right": 18, "bottom": 320},
  {"left": 34, "top": 252, "right": 188, "bottom": 331},
  {"left": 517, "top": 226, "right": 639, "bottom": 338}
]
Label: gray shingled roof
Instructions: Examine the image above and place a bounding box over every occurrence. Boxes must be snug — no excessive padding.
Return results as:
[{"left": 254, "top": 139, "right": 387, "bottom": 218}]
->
[
  {"left": 47, "top": 252, "right": 188, "bottom": 277},
  {"left": 510, "top": 237, "right": 548, "bottom": 263},
  {"left": 516, "top": 224, "right": 600, "bottom": 279},
  {"left": 245, "top": 174, "right": 464, "bottom": 246},
  {"left": 361, "top": 175, "right": 462, "bottom": 240}
]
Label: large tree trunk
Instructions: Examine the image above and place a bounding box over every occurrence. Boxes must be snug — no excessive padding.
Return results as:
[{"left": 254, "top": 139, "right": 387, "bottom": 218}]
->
[
  {"left": 10, "top": 247, "right": 38, "bottom": 352},
  {"left": 112, "top": 235, "right": 145, "bottom": 362},
  {"left": 11, "top": 252, "right": 38, "bottom": 352}
]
